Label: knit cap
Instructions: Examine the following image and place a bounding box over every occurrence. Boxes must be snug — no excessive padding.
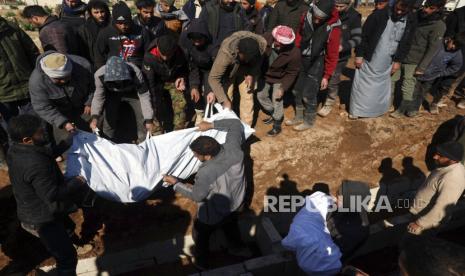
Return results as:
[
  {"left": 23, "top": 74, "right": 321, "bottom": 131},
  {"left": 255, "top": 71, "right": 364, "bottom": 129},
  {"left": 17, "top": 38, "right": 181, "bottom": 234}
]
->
[
  {"left": 313, "top": 0, "right": 335, "bottom": 18},
  {"left": 436, "top": 142, "right": 464, "bottom": 162},
  {"left": 40, "top": 53, "right": 73, "bottom": 79},
  {"left": 272, "top": 25, "right": 295, "bottom": 45},
  {"left": 112, "top": 1, "right": 132, "bottom": 23},
  {"left": 104, "top": 56, "right": 131, "bottom": 82}
]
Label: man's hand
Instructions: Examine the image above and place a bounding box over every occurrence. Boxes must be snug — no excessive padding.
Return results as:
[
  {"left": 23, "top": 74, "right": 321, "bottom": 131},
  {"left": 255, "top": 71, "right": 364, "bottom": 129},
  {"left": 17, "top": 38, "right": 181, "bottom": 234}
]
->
[
  {"left": 275, "top": 88, "right": 284, "bottom": 101},
  {"left": 163, "top": 175, "right": 178, "bottom": 186},
  {"left": 339, "top": 45, "right": 343, "bottom": 52},
  {"left": 407, "top": 221, "right": 423, "bottom": 235},
  {"left": 74, "top": 176, "right": 87, "bottom": 185},
  {"left": 244, "top": 75, "right": 254, "bottom": 89},
  {"left": 414, "top": 69, "right": 424, "bottom": 77},
  {"left": 391, "top": 62, "right": 401, "bottom": 75},
  {"left": 222, "top": 99, "right": 232, "bottom": 109},
  {"left": 89, "top": 117, "right": 98, "bottom": 130},
  {"left": 355, "top": 57, "right": 364, "bottom": 69},
  {"left": 191, "top": 88, "right": 200, "bottom": 103},
  {"left": 83, "top": 105, "right": 91, "bottom": 115},
  {"left": 320, "top": 78, "right": 329, "bottom": 90},
  {"left": 64, "top": 122, "right": 76, "bottom": 133},
  {"left": 175, "top": 78, "right": 186, "bottom": 91},
  {"left": 206, "top": 92, "right": 216, "bottom": 104},
  {"left": 145, "top": 120, "right": 155, "bottom": 132},
  {"left": 197, "top": 121, "right": 213, "bottom": 131}
]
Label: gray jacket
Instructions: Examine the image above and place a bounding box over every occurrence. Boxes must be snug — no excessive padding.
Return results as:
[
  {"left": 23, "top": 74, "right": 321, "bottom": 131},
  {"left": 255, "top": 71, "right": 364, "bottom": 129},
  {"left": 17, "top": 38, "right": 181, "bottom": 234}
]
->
[
  {"left": 174, "top": 119, "right": 246, "bottom": 225},
  {"left": 29, "top": 51, "right": 94, "bottom": 128},
  {"left": 91, "top": 63, "right": 154, "bottom": 120}
]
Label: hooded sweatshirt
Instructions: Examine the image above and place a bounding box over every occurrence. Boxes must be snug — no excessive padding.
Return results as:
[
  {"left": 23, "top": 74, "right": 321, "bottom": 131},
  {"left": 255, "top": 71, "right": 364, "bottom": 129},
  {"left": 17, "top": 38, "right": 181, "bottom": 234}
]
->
[{"left": 282, "top": 192, "right": 342, "bottom": 275}]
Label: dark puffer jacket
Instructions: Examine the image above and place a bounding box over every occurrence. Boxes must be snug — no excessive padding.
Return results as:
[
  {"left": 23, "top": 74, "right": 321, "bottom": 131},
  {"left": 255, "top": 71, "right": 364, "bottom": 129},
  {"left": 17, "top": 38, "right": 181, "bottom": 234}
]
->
[{"left": 0, "top": 17, "right": 40, "bottom": 103}]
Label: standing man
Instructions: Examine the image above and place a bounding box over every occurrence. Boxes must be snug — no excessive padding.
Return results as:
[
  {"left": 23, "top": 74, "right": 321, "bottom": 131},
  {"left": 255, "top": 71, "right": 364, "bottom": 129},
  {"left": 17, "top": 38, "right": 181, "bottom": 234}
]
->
[
  {"left": 29, "top": 51, "right": 94, "bottom": 142},
  {"left": 408, "top": 142, "right": 465, "bottom": 235},
  {"left": 391, "top": 0, "right": 446, "bottom": 118},
  {"left": 349, "top": 0, "right": 415, "bottom": 119},
  {"left": 0, "top": 16, "right": 40, "bottom": 167},
  {"left": 59, "top": 0, "right": 87, "bottom": 31},
  {"left": 78, "top": 0, "right": 110, "bottom": 69},
  {"left": 266, "top": 0, "right": 308, "bottom": 40},
  {"left": 90, "top": 57, "right": 155, "bottom": 142},
  {"left": 133, "top": 0, "right": 166, "bottom": 39},
  {"left": 198, "top": 0, "right": 246, "bottom": 55},
  {"left": 318, "top": 0, "right": 362, "bottom": 117},
  {"left": 22, "top": 5, "right": 80, "bottom": 55},
  {"left": 7, "top": 114, "right": 86, "bottom": 276},
  {"left": 94, "top": 1, "right": 152, "bottom": 69},
  {"left": 259, "top": 0, "right": 278, "bottom": 32},
  {"left": 208, "top": 31, "right": 267, "bottom": 126},
  {"left": 163, "top": 119, "right": 249, "bottom": 270},
  {"left": 239, "top": 0, "right": 264, "bottom": 34},
  {"left": 285, "top": 0, "right": 341, "bottom": 131},
  {"left": 257, "top": 25, "right": 301, "bottom": 136},
  {"left": 143, "top": 34, "right": 189, "bottom": 132}
]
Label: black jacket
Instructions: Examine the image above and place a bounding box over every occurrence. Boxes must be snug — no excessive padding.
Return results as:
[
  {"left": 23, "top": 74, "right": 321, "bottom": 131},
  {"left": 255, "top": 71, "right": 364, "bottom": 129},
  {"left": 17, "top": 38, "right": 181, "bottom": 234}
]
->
[
  {"left": 94, "top": 23, "right": 152, "bottom": 69},
  {"left": 7, "top": 143, "right": 81, "bottom": 226},
  {"left": 338, "top": 7, "right": 362, "bottom": 62},
  {"left": 267, "top": 0, "right": 308, "bottom": 33},
  {"left": 445, "top": 6, "right": 465, "bottom": 39},
  {"left": 356, "top": 7, "right": 416, "bottom": 63},
  {"left": 133, "top": 15, "right": 166, "bottom": 40},
  {"left": 77, "top": 17, "right": 110, "bottom": 69},
  {"left": 240, "top": 7, "right": 264, "bottom": 34}
]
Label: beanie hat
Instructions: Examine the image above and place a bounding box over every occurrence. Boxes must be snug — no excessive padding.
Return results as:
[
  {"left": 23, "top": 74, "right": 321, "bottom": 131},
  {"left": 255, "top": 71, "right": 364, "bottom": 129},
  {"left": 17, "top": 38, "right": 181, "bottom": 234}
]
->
[
  {"left": 161, "top": 0, "right": 176, "bottom": 6},
  {"left": 40, "top": 53, "right": 73, "bottom": 79},
  {"left": 335, "top": 0, "right": 351, "bottom": 4},
  {"left": 238, "top": 37, "right": 261, "bottom": 62},
  {"left": 436, "top": 142, "right": 464, "bottom": 162},
  {"left": 104, "top": 56, "right": 131, "bottom": 82},
  {"left": 272, "top": 25, "right": 295, "bottom": 45},
  {"left": 313, "top": 0, "right": 335, "bottom": 18},
  {"left": 112, "top": 1, "right": 132, "bottom": 23},
  {"left": 157, "top": 34, "right": 178, "bottom": 55}
]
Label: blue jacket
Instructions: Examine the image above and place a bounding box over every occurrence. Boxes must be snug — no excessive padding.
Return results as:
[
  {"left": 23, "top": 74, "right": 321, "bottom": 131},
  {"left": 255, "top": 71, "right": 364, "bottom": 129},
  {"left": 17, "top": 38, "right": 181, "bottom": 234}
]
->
[{"left": 418, "top": 43, "right": 463, "bottom": 82}]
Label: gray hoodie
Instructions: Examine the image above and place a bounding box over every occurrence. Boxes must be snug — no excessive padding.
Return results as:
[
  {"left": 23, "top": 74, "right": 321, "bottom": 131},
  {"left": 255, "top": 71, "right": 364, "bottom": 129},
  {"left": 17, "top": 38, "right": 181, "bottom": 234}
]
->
[{"left": 174, "top": 119, "right": 246, "bottom": 225}]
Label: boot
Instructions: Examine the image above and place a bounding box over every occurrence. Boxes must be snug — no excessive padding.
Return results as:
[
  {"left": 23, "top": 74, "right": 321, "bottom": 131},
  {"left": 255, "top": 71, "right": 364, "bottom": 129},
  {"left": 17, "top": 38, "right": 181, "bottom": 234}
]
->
[
  {"left": 262, "top": 116, "right": 274, "bottom": 125},
  {"left": 293, "top": 113, "right": 314, "bottom": 131},
  {"left": 285, "top": 106, "right": 304, "bottom": 126},
  {"left": 194, "top": 109, "right": 205, "bottom": 125},
  {"left": 317, "top": 104, "right": 333, "bottom": 117},
  {"left": 267, "top": 119, "right": 282, "bottom": 137}
]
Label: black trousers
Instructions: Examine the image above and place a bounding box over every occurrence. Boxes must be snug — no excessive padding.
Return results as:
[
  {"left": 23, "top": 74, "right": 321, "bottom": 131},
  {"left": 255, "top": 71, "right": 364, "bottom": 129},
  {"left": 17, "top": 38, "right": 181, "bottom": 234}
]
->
[{"left": 192, "top": 212, "right": 243, "bottom": 266}]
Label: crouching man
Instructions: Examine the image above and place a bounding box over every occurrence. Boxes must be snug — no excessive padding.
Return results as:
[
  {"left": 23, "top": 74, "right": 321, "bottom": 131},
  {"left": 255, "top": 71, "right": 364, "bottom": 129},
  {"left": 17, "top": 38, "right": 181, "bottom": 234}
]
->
[
  {"left": 7, "top": 114, "right": 87, "bottom": 276},
  {"left": 163, "top": 119, "right": 251, "bottom": 269}
]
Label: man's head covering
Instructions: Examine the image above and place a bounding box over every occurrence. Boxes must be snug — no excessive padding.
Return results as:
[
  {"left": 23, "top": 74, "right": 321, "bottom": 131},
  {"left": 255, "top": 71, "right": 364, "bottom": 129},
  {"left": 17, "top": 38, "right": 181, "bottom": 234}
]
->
[
  {"left": 104, "top": 56, "right": 131, "bottom": 82},
  {"left": 157, "top": 34, "right": 178, "bottom": 55},
  {"left": 436, "top": 142, "right": 464, "bottom": 162},
  {"left": 112, "top": 1, "right": 132, "bottom": 23},
  {"left": 312, "top": 0, "right": 335, "bottom": 18},
  {"left": 40, "top": 53, "right": 73, "bottom": 79},
  {"left": 238, "top": 37, "right": 261, "bottom": 62},
  {"left": 272, "top": 25, "right": 296, "bottom": 45},
  {"left": 335, "top": 0, "right": 351, "bottom": 4}
]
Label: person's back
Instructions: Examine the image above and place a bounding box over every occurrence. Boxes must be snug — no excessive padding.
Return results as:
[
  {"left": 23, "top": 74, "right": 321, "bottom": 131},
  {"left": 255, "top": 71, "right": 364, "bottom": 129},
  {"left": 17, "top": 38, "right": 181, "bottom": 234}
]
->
[{"left": 40, "top": 16, "right": 80, "bottom": 55}]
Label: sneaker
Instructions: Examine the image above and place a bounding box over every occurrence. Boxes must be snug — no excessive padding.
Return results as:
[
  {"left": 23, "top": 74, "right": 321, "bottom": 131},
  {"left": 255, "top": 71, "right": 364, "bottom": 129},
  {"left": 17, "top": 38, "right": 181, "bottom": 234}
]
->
[
  {"left": 293, "top": 122, "right": 313, "bottom": 131},
  {"left": 285, "top": 117, "right": 303, "bottom": 126},
  {"left": 430, "top": 104, "right": 439, "bottom": 115},
  {"left": 317, "top": 105, "right": 333, "bottom": 117},
  {"left": 389, "top": 110, "right": 404, "bottom": 118},
  {"left": 348, "top": 114, "right": 358, "bottom": 120},
  {"left": 262, "top": 116, "right": 274, "bottom": 125},
  {"left": 267, "top": 127, "right": 281, "bottom": 137},
  {"left": 458, "top": 99, "right": 465, "bottom": 109},
  {"left": 436, "top": 100, "right": 448, "bottom": 107}
]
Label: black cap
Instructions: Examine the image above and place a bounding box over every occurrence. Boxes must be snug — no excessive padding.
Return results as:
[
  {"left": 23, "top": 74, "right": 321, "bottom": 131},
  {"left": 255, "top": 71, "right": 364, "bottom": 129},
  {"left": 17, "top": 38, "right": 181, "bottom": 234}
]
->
[
  {"left": 112, "top": 1, "right": 132, "bottom": 23},
  {"left": 436, "top": 141, "right": 464, "bottom": 162}
]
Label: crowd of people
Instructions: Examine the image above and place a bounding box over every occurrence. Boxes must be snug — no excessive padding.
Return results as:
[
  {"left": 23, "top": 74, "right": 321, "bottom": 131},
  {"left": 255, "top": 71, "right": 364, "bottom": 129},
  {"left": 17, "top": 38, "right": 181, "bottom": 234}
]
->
[{"left": 2, "top": 0, "right": 465, "bottom": 274}]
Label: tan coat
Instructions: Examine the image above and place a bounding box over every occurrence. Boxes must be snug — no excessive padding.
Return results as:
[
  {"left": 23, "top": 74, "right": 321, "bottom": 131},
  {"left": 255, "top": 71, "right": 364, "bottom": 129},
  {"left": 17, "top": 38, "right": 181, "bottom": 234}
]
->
[
  {"left": 208, "top": 31, "right": 267, "bottom": 103},
  {"left": 410, "top": 163, "right": 465, "bottom": 230}
]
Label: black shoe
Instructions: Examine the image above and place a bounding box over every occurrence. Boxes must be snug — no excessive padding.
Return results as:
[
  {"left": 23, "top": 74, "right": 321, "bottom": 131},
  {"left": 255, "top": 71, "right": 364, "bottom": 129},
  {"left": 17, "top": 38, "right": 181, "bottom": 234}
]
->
[
  {"left": 267, "top": 127, "right": 281, "bottom": 137},
  {"left": 262, "top": 116, "right": 274, "bottom": 125}
]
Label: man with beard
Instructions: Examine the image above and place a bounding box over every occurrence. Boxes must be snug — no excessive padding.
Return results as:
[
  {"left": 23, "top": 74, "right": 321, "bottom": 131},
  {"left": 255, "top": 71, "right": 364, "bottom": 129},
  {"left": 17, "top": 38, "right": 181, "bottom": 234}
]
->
[
  {"left": 7, "top": 114, "right": 87, "bottom": 276},
  {"left": 348, "top": 0, "right": 415, "bottom": 119},
  {"left": 59, "top": 0, "right": 87, "bottom": 32},
  {"left": 78, "top": 0, "right": 110, "bottom": 69},
  {"left": 29, "top": 51, "right": 93, "bottom": 143},
  {"left": 198, "top": 0, "right": 246, "bottom": 55},
  {"left": 390, "top": 0, "right": 446, "bottom": 118},
  {"left": 408, "top": 142, "right": 465, "bottom": 235},
  {"left": 208, "top": 31, "right": 267, "bottom": 125},
  {"left": 163, "top": 119, "right": 250, "bottom": 270},
  {"left": 266, "top": 0, "right": 308, "bottom": 40},
  {"left": 257, "top": 25, "right": 301, "bottom": 136},
  {"left": 285, "top": 0, "right": 341, "bottom": 131},
  {"left": 94, "top": 1, "right": 152, "bottom": 69},
  {"left": 239, "top": 0, "right": 264, "bottom": 34},
  {"left": 318, "top": 0, "right": 362, "bottom": 117},
  {"left": 133, "top": 0, "right": 166, "bottom": 39}
]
